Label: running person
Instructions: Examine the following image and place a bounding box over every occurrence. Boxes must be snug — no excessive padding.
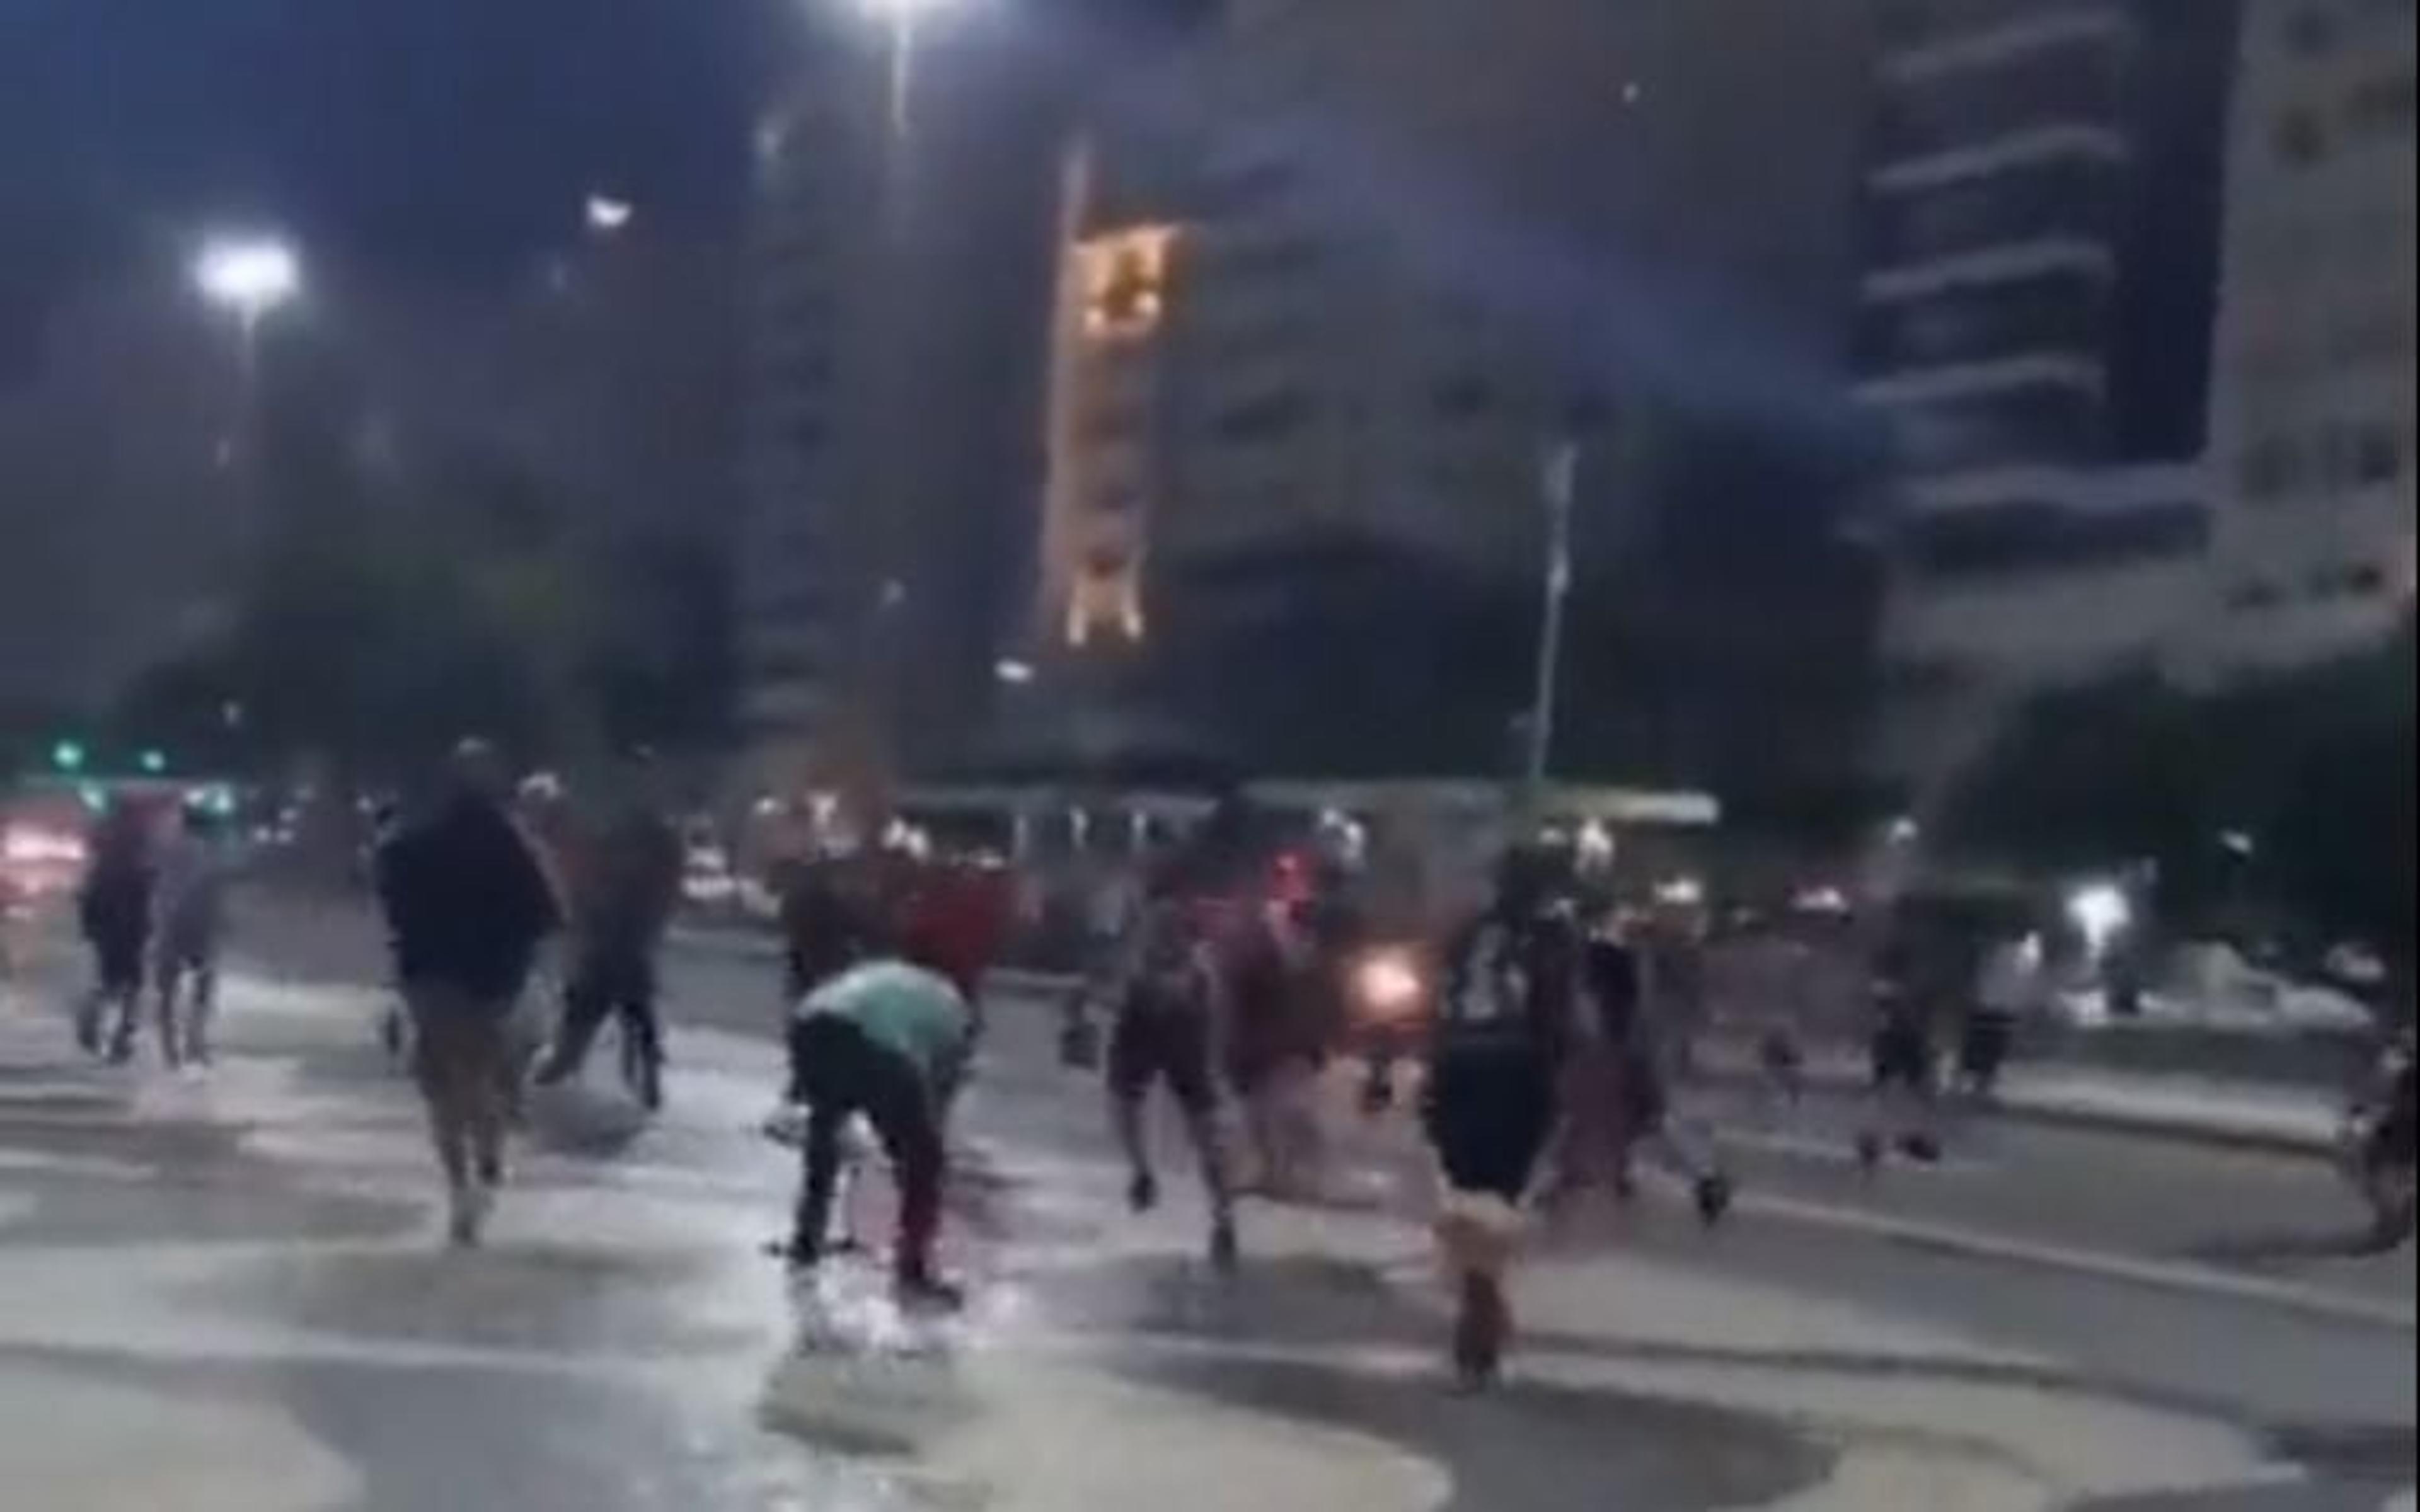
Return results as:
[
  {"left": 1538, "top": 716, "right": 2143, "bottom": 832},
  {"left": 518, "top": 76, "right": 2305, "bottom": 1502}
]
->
[
  {"left": 778, "top": 958, "right": 974, "bottom": 1309},
  {"left": 150, "top": 804, "right": 233, "bottom": 1068},
  {"left": 375, "top": 742, "right": 562, "bottom": 1246},
  {"left": 1108, "top": 890, "right": 1240, "bottom": 1271},
  {"left": 75, "top": 802, "right": 156, "bottom": 1063},
  {"left": 1424, "top": 847, "right": 1579, "bottom": 1389},
  {"left": 536, "top": 790, "right": 683, "bottom": 1108}
]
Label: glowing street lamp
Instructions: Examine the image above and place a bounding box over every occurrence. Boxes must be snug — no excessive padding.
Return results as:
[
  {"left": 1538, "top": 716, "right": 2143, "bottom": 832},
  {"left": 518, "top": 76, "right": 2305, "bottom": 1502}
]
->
[
  {"left": 192, "top": 236, "right": 302, "bottom": 329},
  {"left": 994, "top": 658, "right": 1036, "bottom": 686},
  {"left": 584, "top": 194, "right": 635, "bottom": 235}
]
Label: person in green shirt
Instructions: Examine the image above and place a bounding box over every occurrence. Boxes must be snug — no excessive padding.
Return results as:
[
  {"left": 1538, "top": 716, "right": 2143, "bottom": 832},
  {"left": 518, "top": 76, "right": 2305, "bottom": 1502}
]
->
[{"left": 780, "top": 958, "right": 974, "bottom": 1309}]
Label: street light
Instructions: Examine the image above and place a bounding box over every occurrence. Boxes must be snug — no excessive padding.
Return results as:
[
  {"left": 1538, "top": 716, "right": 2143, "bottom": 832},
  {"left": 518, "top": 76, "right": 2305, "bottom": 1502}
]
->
[
  {"left": 994, "top": 658, "right": 1037, "bottom": 686},
  {"left": 584, "top": 194, "right": 634, "bottom": 235},
  {"left": 192, "top": 234, "right": 301, "bottom": 478},
  {"left": 192, "top": 236, "right": 301, "bottom": 329}
]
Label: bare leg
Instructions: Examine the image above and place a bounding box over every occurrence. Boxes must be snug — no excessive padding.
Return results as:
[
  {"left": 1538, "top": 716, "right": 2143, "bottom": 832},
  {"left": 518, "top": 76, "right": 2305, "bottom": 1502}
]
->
[
  {"left": 187, "top": 959, "right": 218, "bottom": 1064},
  {"left": 154, "top": 963, "right": 185, "bottom": 1070}
]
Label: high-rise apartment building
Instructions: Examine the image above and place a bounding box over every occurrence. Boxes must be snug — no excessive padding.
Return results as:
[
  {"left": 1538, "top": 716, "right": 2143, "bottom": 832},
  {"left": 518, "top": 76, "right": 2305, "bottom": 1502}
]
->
[
  {"left": 1857, "top": 0, "right": 2237, "bottom": 777},
  {"left": 737, "top": 9, "right": 1071, "bottom": 787},
  {"left": 2194, "top": 0, "right": 2416, "bottom": 678},
  {"left": 1069, "top": 0, "right": 1880, "bottom": 783}
]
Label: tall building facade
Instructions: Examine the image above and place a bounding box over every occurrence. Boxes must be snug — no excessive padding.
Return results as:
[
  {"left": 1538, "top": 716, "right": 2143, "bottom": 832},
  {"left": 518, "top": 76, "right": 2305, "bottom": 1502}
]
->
[
  {"left": 2194, "top": 0, "right": 2416, "bottom": 679},
  {"left": 1053, "top": 0, "right": 1882, "bottom": 786},
  {"left": 1857, "top": 0, "right": 2238, "bottom": 779},
  {"left": 1034, "top": 140, "right": 1180, "bottom": 655},
  {"left": 737, "top": 8, "right": 1072, "bottom": 788}
]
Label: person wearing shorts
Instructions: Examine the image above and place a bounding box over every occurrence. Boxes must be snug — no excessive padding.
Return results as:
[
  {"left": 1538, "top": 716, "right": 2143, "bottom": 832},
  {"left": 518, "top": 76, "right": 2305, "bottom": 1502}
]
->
[
  {"left": 1107, "top": 895, "right": 1237, "bottom": 1271},
  {"left": 1423, "top": 847, "right": 1582, "bottom": 1389},
  {"left": 376, "top": 742, "right": 562, "bottom": 1247}
]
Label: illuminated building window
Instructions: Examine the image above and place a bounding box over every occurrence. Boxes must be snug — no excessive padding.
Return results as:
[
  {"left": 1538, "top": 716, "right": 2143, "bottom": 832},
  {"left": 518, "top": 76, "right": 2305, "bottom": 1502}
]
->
[{"left": 1080, "top": 226, "right": 1178, "bottom": 341}]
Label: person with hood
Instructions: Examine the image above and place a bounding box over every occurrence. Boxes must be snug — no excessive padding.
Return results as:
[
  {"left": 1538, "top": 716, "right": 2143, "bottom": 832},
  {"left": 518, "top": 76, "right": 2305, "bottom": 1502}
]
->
[
  {"left": 76, "top": 800, "right": 158, "bottom": 1063},
  {"left": 374, "top": 740, "right": 560, "bottom": 1246}
]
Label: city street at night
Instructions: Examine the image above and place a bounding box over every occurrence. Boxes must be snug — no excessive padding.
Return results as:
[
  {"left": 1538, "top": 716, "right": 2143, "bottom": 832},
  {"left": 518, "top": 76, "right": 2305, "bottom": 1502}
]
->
[{"left": 0, "top": 906, "right": 2409, "bottom": 1511}]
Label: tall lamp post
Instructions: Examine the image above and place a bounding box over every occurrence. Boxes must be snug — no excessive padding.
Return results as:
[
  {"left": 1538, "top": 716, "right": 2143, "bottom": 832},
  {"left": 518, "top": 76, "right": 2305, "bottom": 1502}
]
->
[
  {"left": 863, "top": 0, "right": 951, "bottom": 147},
  {"left": 193, "top": 236, "right": 301, "bottom": 401},
  {"left": 1523, "top": 439, "right": 1581, "bottom": 806},
  {"left": 192, "top": 234, "right": 301, "bottom": 566}
]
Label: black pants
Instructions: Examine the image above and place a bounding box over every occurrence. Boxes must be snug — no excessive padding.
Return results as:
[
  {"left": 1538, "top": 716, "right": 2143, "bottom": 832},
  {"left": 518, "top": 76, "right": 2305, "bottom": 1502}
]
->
[
  {"left": 544, "top": 939, "right": 661, "bottom": 1091},
  {"left": 786, "top": 1016, "right": 943, "bottom": 1280}
]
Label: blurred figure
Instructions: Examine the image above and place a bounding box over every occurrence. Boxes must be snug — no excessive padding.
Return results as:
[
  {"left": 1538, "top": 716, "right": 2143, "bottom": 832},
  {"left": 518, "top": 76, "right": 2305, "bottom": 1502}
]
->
[
  {"left": 899, "top": 855, "right": 1013, "bottom": 1041},
  {"left": 1107, "top": 886, "right": 1239, "bottom": 1271},
  {"left": 778, "top": 850, "right": 884, "bottom": 1004},
  {"left": 75, "top": 801, "right": 157, "bottom": 1063},
  {"left": 1858, "top": 925, "right": 1946, "bottom": 1171},
  {"left": 375, "top": 740, "right": 561, "bottom": 1246},
  {"left": 1223, "top": 895, "right": 1327, "bottom": 1200},
  {"left": 1962, "top": 932, "right": 2045, "bottom": 1099},
  {"left": 1554, "top": 908, "right": 1731, "bottom": 1225},
  {"left": 1423, "top": 845, "right": 1580, "bottom": 1390},
  {"left": 536, "top": 777, "right": 683, "bottom": 1109},
  {"left": 151, "top": 803, "right": 235, "bottom": 1068},
  {"left": 777, "top": 958, "right": 975, "bottom": 1309}
]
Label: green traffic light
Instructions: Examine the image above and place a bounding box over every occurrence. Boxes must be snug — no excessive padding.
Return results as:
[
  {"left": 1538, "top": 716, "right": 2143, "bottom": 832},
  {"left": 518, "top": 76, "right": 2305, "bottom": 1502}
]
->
[
  {"left": 50, "top": 740, "right": 87, "bottom": 773},
  {"left": 139, "top": 749, "right": 168, "bottom": 775}
]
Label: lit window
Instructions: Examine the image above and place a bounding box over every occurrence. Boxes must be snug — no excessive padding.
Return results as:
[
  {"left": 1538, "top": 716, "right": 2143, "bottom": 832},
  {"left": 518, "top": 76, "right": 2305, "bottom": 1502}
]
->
[{"left": 1080, "top": 226, "right": 1178, "bottom": 341}]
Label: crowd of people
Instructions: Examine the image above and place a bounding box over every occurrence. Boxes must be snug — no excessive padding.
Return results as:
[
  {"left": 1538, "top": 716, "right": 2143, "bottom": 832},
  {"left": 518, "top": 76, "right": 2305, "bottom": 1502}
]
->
[{"left": 55, "top": 755, "right": 2412, "bottom": 1385}]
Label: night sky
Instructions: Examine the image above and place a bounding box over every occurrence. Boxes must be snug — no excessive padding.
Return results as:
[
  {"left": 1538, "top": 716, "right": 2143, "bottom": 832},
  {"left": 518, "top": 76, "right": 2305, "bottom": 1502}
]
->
[{"left": 2, "top": 0, "right": 1211, "bottom": 306}]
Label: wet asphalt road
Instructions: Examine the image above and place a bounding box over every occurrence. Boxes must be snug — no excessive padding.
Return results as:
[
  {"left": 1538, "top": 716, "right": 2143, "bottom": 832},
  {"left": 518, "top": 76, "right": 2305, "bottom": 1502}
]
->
[{"left": 0, "top": 895, "right": 2409, "bottom": 1509}]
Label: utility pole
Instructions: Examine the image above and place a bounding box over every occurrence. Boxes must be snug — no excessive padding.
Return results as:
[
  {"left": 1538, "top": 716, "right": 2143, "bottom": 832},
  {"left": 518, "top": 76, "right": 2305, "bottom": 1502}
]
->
[{"left": 1524, "top": 438, "right": 1580, "bottom": 806}]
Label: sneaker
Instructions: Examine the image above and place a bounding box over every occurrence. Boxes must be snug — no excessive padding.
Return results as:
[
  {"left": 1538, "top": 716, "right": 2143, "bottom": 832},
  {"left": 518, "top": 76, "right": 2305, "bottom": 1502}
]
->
[
  {"left": 896, "top": 1272, "right": 967, "bottom": 1314},
  {"left": 476, "top": 1150, "right": 507, "bottom": 1189},
  {"left": 1897, "top": 1131, "right": 1943, "bottom": 1164},
  {"left": 447, "top": 1184, "right": 492, "bottom": 1249},
  {"left": 1208, "top": 1218, "right": 1240, "bottom": 1274},
  {"left": 75, "top": 1015, "right": 102, "bottom": 1057},
  {"left": 1693, "top": 1173, "right": 1733, "bottom": 1228},
  {"left": 1127, "top": 1171, "right": 1160, "bottom": 1215}
]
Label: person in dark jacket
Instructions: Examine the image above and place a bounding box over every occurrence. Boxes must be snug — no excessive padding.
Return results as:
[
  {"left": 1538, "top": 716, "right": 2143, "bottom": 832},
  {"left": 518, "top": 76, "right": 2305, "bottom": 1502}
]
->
[
  {"left": 374, "top": 740, "right": 560, "bottom": 1246},
  {"left": 76, "top": 801, "right": 158, "bottom": 1063},
  {"left": 534, "top": 789, "right": 683, "bottom": 1108},
  {"left": 1423, "top": 844, "right": 1581, "bottom": 1389}
]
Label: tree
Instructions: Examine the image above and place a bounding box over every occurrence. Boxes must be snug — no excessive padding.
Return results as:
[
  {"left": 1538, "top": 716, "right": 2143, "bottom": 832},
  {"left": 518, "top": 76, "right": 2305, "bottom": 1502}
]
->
[{"left": 1947, "top": 623, "right": 2416, "bottom": 984}]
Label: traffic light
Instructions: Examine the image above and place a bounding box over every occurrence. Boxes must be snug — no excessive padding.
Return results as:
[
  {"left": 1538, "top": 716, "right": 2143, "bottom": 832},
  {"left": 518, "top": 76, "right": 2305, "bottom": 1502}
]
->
[
  {"left": 139, "top": 748, "right": 168, "bottom": 776},
  {"left": 50, "top": 739, "right": 87, "bottom": 774}
]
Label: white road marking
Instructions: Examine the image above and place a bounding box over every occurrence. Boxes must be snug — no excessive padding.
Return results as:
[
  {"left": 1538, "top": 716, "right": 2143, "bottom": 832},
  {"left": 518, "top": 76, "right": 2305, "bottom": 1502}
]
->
[{"left": 1729, "top": 1184, "right": 2417, "bottom": 1331}]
